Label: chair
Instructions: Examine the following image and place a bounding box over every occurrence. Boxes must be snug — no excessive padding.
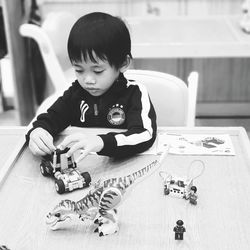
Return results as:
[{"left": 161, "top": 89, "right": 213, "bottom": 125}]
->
[
  {"left": 19, "top": 12, "right": 198, "bottom": 126},
  {"left": 19, "top": 12, "right": 76, "bottom": 92},
  {"left": 19, "top": 12, "right": 77, "bottom": 117},
  {"left": 124, "top": 70, "right": 198, "bottom": 126}
]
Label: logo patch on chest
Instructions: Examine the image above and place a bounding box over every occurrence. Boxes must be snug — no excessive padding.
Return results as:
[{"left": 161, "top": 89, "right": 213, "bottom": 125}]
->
[
  {"left": 80, "top": 100, "right": 89, "bottom": 123},
  {"left": 107, "top": 104, "right": 125, "bottom": 126}
]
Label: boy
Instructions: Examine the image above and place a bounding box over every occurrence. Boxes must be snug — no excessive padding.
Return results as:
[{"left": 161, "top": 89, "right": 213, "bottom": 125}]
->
[{"left": 26, "top": 12, "right": 157, "bottom": 163}]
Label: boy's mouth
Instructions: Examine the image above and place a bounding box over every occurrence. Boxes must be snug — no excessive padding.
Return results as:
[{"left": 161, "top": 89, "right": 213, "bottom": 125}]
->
[
  {"left": 86, "top": 88, "right": 99, "bottom": 91},
  {"left": 85, "top": 88, "right": 102, "bottom": 96},
  {"left": 86, "top": 88, "right": 99, "bottom": 93}
]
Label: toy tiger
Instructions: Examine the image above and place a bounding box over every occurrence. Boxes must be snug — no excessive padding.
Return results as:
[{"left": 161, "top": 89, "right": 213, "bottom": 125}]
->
[{"left": 46, "top": 150, "right": 167, "bottom": 236}]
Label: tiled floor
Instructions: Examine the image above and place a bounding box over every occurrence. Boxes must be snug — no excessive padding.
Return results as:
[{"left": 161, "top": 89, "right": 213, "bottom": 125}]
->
[{"left": 0, "top": 109, "right": 250, "bottom": 138}]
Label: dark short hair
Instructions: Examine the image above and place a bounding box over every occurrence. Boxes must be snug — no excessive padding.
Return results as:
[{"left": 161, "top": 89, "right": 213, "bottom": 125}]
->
[{"left": 67, "top": 12, "right": 132, "bottom": 69}]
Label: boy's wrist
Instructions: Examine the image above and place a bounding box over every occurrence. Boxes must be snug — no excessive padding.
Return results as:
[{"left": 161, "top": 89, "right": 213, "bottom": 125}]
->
[
  {"left": 96, "top": 136, "right": 104, "bottom": 152},
  {"left": 96, "top": 134, "right": 117, "bottom": 156}
]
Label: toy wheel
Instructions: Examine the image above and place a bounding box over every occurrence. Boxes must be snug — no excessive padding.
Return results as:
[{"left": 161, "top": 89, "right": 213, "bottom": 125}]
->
[
  {"left": 55, "top": 179, "right": 66, "bottom": 194},
  {"left": 40, "top": 162, "right": 51, "bottom": 177},
  {"left": 81, "top": 172, "right": 91, "bottom": 186}
]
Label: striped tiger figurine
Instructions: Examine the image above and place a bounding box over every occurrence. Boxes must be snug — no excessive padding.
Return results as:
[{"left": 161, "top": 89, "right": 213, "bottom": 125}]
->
[{"left": 46, "top": 150, "right": 167, "bottom": 236}]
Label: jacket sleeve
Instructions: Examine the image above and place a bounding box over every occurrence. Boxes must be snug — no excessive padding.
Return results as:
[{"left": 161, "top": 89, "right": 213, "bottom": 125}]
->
[
  {"left": 97, "top": 83, "right": 157, "bottom": 158},
  {"left": 25, "top": 86, "right": 75, "bottom": 143}
]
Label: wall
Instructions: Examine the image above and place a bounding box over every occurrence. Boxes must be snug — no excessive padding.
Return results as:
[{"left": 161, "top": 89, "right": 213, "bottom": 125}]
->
[
  {"left": 40, "top": 0, "right": 243, "bottom": 17},
  {"left": 38, "top": 0, "right": 250, "bottom": 116}
]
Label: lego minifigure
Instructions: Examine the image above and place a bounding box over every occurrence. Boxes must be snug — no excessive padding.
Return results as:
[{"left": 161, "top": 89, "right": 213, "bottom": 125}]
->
[
  {"left": 189, "top": 186, "right": 198, "bottom": 205},
  {"left": 164, "top": 180, "right": 170, "bottom": 195},
  {"left": 173, "top": 220, "right": 186, "bottom": 240},
  {"left": 164, "top": 184, "right": 170, "bottom": 195},
  {"left": 240, "top": 0, "right": 250, "bottom": 33}
]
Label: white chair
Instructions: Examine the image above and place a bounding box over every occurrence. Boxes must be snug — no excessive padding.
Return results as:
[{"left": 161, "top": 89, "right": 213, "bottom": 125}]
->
[
  {"left": 19, "top": 12, "right": 77, "bottom": 117},
  {"left": 124, "top": 70, "right": 198, "bottom": 126},
  {"left": 19, "top": 12, "right": 76, "bottom": 92},
  {"left": 19, "top": 12, "right": 198, "bottom": 126}
]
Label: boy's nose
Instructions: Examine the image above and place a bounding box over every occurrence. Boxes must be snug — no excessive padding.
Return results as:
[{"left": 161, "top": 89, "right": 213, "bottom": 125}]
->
[{"left": 84, "top": 75, "right": 96, "bottom": 85}]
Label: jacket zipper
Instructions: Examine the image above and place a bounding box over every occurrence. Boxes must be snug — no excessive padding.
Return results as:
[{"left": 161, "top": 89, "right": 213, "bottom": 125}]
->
[{"left": 94, "top": 103, "right": 98, "bottom": 116}]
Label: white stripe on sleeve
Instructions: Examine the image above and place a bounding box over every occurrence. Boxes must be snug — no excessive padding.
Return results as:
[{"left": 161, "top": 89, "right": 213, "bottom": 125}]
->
[
  {"left": 114, "top": 81, "right": 153, "bottom": 147},
  {"left": 115, "top": 130, "right": 151, "bottom": 146}
]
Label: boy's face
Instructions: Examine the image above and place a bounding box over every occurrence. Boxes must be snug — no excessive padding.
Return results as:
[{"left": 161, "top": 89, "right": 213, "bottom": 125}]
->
[{"left": 72, "top": 53, "right": 121, "bottom": 97}]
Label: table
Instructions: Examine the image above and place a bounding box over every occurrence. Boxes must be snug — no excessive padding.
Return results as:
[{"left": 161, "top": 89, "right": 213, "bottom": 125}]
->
[
  {"left": 0, "top": 126, "right": 250, "bottom": 250},
  {"left": 0, "top": 126, "right": 26, "bottom": 184}
]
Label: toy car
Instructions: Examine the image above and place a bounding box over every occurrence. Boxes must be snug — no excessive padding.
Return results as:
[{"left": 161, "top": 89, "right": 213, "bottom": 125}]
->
[
  {"left": 54, "top": 169, "right": 91, "bottom": 194},
  {"left": 40, "top": 147, "right": 91, "bottom": 194},
  {"left": 40, "top": 147, "right": 75, "bottom": 177}
]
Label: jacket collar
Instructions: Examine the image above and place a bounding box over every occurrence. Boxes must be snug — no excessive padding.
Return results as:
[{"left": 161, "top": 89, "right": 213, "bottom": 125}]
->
[{"left": 105, "top": 73, "right": 127, "bottom": 97}]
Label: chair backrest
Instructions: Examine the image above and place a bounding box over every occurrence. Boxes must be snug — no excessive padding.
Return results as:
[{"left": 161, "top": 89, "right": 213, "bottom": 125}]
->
[
  {"left": 19, "top": 12, "right": 198, "bottom": 126},
  {"left": 124, "top": 70, "right": 198, "bottom": 127},
  {"left": 19, "top": 12, "right": 76, "bottom": 92}
]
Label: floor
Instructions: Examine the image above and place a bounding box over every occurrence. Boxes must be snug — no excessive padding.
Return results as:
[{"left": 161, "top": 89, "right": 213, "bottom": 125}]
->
[{"left": 0, "top": 109, "right": 250, "bottom": 138}]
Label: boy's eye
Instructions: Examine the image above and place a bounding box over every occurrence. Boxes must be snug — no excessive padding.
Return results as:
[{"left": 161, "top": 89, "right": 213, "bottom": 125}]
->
[
  {"left": 75, "top": 69, "right": 83, "bottom": 73},
  {"left": 94, "top": 70, "right": 104, "bottom": 74}
]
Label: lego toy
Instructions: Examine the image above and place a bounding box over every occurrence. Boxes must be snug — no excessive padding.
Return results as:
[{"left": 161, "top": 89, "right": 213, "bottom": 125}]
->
[
  {"left": 188, "top": 185, "right": 198, "bottom": 205},
  {"left": 173, "top": 220, "right": 186, "bottom": 240},
  {"left": 46, "top": 149, "right": 169, "bottom": 237},
  {"left": 40, "top": 147, "right": 91, "bottom": 194},
  {"left": 160, "top": 160, "right": 205, "bottom": 204},
  {"left": 161, "top": 173, "right": 194, "bottom": 199},
  {"left": 164, "top": 183, "right": 170, "bottom": 195},
  {"left": 240, "top": 0, "right": 250, "bottom": 33},
  {"left": 54, "top": 168, "right": 91, "bottom": 194},
  {"left": 40, "top": 147, "right": 75, "bottom": 176}
]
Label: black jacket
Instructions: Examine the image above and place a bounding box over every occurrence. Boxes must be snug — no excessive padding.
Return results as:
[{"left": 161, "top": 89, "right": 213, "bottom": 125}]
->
[{"left": 26, "top": 73, "right": 157, "bottom": 158}]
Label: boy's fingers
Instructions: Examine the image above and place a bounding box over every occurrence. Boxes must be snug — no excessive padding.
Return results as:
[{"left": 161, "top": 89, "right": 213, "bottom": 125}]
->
[
  {"left": 59, "top": 134, "right": 82, "bottom": 149},
  {"left": 66, "top": 141, "right": 86, "bottom": 157},
  {"left": 34, "top": 137, "right": 52, "bottom": 155},
  {"left": 30, "top": 141, "right": 47, "bottom": 156},
  {"left": 75, "top": 149, "right": 89, "bottom": 163},
  {"left": 30, "top": 128, "right": 55, "bottom": 154},
  {"left": 43, "top": 133, "right": 56, "bottom": 151}
]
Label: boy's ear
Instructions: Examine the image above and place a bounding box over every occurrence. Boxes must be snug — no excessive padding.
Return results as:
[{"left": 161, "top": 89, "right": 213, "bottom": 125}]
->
[{"left": 119, "top": 55, "right": 131, "bottom": 73}]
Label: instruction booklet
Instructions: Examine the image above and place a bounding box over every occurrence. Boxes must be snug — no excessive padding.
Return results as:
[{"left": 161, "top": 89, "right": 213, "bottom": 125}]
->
[{"left": 155, "top": 132, "right": 236, "bottom": 155}]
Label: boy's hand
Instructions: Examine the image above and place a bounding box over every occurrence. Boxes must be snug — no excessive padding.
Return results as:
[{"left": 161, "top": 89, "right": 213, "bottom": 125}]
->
[
  {"left": 29, "top": 128, "right": 56, "bottom": 156},
  {"left": 58, "top": 133, "right": 104, "bottom": 163}
]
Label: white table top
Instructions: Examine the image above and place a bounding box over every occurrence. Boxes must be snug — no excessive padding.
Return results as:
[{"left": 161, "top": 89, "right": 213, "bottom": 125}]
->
[{"left": 0, "top": 126, "right": 250, "bottom": 250}]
